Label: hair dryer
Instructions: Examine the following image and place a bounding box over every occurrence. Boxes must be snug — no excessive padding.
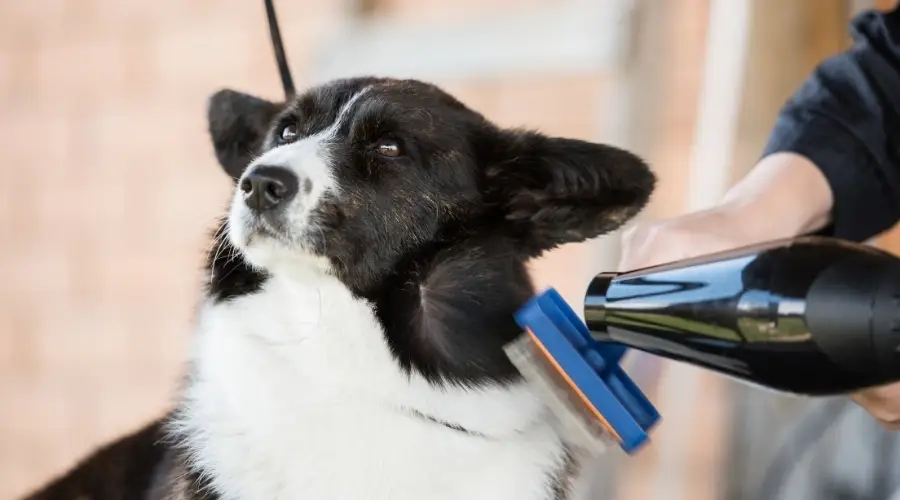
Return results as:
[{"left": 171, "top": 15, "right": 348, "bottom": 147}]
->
[
  {"left": 507, "top": 236, "right": 900, "bottom": 455},
  {"left": 584, "top": 236, "right": 900, "bottom": 395}
]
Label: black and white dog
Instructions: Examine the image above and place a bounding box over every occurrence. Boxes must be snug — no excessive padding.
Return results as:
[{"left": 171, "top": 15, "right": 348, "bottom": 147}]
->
[{"left": 25, "top": 76, "right": 654, "bottom": 500}]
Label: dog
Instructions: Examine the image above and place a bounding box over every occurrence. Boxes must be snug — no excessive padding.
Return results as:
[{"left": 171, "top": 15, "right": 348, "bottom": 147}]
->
[{"left": 23, "top": 76, "right": 655, "bottom": 500}]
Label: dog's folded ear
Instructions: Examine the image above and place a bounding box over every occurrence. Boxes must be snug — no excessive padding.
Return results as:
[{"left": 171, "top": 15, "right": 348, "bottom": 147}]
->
[
  {"left": 207, "top": 89, "right": 284, "bottom": 180},
  {"left": 482, "top": 129, "right": 655, "bottom": 255}
]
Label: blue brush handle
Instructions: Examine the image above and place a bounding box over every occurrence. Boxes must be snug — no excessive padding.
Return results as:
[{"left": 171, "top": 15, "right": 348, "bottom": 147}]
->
[{"left": 514, "top": 288, "right": 660, "bottom": 453}]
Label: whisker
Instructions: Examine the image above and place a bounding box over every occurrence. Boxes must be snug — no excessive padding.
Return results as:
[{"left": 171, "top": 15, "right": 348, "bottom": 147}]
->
[
  {"left": 208, "top": 220, "right": 232, "bottom": 283},
  {"left": 203, "top": 219, "right": 228, "bottom": 260}
]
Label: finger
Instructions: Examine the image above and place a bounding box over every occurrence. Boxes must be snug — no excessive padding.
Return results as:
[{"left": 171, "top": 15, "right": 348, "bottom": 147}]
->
[{"left": 850, "top": 392, "right": 900, "bottom": 429}]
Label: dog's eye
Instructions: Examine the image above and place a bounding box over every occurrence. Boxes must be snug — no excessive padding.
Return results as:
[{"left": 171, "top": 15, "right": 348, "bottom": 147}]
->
[
  {"left": 279, "top": 124, "right": 298, "bottom": 142},
  {"left": 375, "top": 140, "right": 403, "bottom": 158}
]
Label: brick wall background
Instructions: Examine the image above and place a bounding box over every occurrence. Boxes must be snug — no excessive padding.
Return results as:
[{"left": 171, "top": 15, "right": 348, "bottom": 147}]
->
[
  {"left": 2, "top": 1, "right": 893, "bottom": 499},
  {"left": 0, "top": 2, "right": 342, "bottom": 496}
]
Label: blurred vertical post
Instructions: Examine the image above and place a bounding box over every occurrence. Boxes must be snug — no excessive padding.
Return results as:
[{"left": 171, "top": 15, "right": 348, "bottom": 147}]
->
[{"left": 720, "top": 1, "right": 852, "bottom": 499}]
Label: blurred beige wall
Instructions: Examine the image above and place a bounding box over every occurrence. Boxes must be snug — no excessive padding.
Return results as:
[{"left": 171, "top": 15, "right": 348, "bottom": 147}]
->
[
  {"left": 3, "top": 1, "right": 895, "bottom": 499},
  {"left": 0, "top": 1, "right": 340, "bottom": 496}
]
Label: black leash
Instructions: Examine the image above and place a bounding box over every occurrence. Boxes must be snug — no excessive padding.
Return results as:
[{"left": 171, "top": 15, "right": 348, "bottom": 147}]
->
[{"left": 264, "top": 0, "right": 295, "bottom": 99}]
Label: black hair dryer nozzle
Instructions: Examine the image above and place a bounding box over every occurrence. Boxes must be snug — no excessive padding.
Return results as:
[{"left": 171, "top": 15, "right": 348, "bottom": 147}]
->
[{"left": 584, "top": 236, "right": 900, "bottom": 395}]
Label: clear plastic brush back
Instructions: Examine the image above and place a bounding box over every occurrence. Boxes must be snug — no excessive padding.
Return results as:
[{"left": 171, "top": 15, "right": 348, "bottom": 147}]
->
[{"left": 504, "top": 335, "right": 615, "bottom": 458}]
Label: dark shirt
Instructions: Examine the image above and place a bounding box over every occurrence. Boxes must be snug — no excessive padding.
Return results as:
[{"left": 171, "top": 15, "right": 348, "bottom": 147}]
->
[{"left": 762, "top": 5, "right": 900, "bottom": 242}]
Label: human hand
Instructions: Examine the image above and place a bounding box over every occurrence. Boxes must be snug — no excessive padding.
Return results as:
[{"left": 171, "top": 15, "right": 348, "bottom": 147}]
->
[
  {"left": 617, "top": 204, "right": 762, "bottom": 272},
  {"left": 619, "top": 152, "right": 835, "bottom": 273},
  {"left": 851, "top": 384, "right": 900, "bottom": 430}
]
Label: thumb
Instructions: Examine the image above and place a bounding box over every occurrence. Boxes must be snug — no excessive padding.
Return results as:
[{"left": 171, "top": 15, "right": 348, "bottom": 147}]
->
[{"left": 617, "top": 224, "right": 652, "bottom": 272}]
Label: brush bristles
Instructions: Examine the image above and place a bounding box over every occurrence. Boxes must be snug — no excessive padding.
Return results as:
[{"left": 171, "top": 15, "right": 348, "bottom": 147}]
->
[{"left": 504, "top": 334, "right": 614, "bottom": 458}]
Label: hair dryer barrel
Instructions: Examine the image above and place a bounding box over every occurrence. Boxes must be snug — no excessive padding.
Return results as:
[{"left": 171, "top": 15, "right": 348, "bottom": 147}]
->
[{"left": 584, "top": 237, "right": 900, "bottom": 396}]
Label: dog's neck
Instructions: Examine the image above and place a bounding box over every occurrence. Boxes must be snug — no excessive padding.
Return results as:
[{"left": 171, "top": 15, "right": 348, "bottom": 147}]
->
[{"left": 170, "top": 266, "right": 580, "bottom": 500}]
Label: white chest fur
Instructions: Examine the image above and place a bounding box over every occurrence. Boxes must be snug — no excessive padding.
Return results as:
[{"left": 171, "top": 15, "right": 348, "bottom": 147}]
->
[{"left": 174, "top": 269, "right": 577, "bottom": 500}]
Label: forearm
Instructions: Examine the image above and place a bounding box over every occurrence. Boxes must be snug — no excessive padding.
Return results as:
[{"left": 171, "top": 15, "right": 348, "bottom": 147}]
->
[{"left": 719, "top": 152, "right": 834, "bottom": 240}]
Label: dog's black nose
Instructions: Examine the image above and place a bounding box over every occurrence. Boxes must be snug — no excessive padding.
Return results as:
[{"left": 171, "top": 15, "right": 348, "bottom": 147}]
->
[{"left": 240, "top": 166, "right": 299, "bottom": 212}]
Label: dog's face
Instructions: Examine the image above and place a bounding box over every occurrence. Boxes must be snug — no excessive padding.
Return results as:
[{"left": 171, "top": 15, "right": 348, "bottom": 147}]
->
[
  {"left": 206, "top": 76, "right": 654, "bottom": 387},
  {"left": 217, "top": 78, "right": 488, "bottom": 291}
]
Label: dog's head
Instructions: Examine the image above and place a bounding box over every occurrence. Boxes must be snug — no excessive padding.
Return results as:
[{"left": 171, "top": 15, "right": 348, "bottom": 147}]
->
[{"left": 206, "top": 77, "right": 654, "bottom": 388}]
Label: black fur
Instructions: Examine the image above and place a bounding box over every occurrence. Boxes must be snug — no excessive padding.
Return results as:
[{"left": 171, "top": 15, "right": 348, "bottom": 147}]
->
[
  {"left": 22, "top": 421, "right": 170, "bottom": 500},
  {"left": 205, "top": 218, "right": 268, "bottom": 303},
  {"left": 371, "top": 237, "right": 538, "bottom": 385}
]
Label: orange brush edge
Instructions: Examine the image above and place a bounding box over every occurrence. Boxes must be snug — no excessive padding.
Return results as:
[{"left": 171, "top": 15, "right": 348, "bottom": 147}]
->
[{"left": 525, "top": 327, "right": 622, "bottom": 443}]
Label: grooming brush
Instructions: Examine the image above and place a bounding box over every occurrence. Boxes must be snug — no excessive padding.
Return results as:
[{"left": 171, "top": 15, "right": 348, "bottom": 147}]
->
[{"left": 504, "top": 288, "right": 660, "bottom": 457}]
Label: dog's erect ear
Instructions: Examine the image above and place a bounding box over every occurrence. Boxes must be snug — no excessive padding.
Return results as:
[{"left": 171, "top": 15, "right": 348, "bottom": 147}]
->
[
  {"left": 482, "top": 129, "right": 655, "bottom": 255},
  {"left": 207, "top": 89, "right": 283, "bottom": 180}
]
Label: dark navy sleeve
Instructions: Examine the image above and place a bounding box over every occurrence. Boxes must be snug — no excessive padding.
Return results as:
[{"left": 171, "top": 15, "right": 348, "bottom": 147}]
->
[{"left": 762, "top": 6, "right": 900, "bottom": 242}]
